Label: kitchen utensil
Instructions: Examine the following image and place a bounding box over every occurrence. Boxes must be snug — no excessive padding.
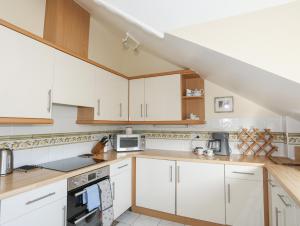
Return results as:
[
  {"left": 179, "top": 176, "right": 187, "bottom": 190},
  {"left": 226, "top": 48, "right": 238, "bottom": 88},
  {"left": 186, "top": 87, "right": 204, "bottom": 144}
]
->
[
  {"left": 92, "top": 136, "right": 109, "bottom": 155},
  {"left": 0, "top": 148, "right": 13, "bottom": 176}
]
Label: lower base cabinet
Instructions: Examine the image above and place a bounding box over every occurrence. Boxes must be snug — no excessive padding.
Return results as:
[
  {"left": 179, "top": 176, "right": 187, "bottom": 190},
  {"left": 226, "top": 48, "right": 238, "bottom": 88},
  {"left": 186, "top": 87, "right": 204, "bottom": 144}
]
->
[
  {"left": 136, "top": 158, "right": 176, "bottom": 214},
  {"left": 0, "top": 180, "right": 67, "bottom": 226},
  {"left": 2, "top": 197, "right": 67, "bottom": 226},
  {"left": 110, "top": 159, "right": 132, "bottom": 219},
  {"left": 269, "top": 175, "right": 300, "bottom": 226},
  {"left": 225, "top": 165, "right": 264, "bottom": 226},
  {"left": 176, "top": 161, "right": 225, "bottom": 224}
]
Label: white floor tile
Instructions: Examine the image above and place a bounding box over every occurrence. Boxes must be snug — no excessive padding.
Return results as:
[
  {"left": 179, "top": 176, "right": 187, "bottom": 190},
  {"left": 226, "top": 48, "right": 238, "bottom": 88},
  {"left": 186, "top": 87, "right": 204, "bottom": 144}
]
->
[
  {"left": 117, "top": 211, "right": 140, "bottom": 225},
  {"left": 158, "top": 219, "right": 184, "bottom": 226},
  {"left": 115, "top": 223, "right": 129, "bottom": 226},
  {"left": 133, "top": 215, "right": 160, "bottom": 226}
]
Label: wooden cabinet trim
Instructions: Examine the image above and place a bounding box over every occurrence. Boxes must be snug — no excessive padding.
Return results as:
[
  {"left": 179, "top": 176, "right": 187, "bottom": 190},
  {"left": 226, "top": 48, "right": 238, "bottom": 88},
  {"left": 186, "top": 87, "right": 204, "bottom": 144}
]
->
[
  {"left": 128, "top": 70, "right": 196, "bottom": 80},
  {"left": 0, "top": 118, "right": 53, "bottom": 125},
  {"left": 76, "top": 120, "right": 205, "bottom": 125},
  {"left": 0, "top": 18, "right": 127, "bottom": 79}
]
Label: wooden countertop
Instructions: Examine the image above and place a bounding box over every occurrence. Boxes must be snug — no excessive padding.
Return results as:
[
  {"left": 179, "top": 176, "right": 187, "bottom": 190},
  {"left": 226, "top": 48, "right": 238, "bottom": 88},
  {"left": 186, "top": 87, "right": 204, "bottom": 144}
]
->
[{"left": 1, "top": 149, "right": 300, "bottom": 207}]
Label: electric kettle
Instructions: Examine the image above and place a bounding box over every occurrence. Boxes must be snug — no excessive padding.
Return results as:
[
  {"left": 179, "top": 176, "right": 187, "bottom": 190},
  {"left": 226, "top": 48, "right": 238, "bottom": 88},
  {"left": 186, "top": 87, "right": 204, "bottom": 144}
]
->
[{"left": 0, "top": 148, "right": 13, "bottom": 176}]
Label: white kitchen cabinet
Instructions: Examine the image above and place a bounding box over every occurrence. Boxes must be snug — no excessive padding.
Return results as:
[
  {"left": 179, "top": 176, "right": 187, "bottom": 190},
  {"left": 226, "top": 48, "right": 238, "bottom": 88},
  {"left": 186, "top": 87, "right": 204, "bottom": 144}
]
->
[
  {"left": 129, "top": 79, "right": 145, "bottom": 121},
  {"left": 53, "top": 50, "right": 95, "bottom": 107},
  {"left": 145, "top": 75, "right": 181, "bottom": 121},
  {"left": 2, "top": 197, "right": 67, "bottom": 226},
  {"left": 94, "top": 69, "right": 128, "bottom": 121},
  {"left": 136, "top": 158, "right": 176, "bottom": 214},
  {"left": 269, "top": 175, "right": 299, "bottom": 226},
  {"left": 110, "top": 159, "right": 132, "bottom": 219},
  {"left": 225, "top": 165, "right": 264, "bottom": 226},
  {"left": 129, "top": 75, "right": 181, "bottom": 121},
  {"left": 0, "top": 25, "right": 54, "bottom": 119},
  {"left": 0, "top": 180, "right": 67, "bottom": 226},
  {"left": 176, "top": 161, "right": 225, "bottom": 224},
  {"left": 226, "top": 178, "right": 264, "bottom": 226}
]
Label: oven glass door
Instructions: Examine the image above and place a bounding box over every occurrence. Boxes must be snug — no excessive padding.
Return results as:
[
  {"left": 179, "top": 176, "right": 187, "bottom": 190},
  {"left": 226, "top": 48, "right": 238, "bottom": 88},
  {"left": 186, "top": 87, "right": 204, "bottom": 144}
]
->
[{"left": 119, "top": 137, "right": 139, "bottom": 149}]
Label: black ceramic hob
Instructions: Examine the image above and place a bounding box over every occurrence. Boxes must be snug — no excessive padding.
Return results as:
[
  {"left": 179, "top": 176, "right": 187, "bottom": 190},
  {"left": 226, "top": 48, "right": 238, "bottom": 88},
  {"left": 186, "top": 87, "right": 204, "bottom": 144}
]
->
[{"left": 39, "top": 156, "right": 105, "bottom": 172}]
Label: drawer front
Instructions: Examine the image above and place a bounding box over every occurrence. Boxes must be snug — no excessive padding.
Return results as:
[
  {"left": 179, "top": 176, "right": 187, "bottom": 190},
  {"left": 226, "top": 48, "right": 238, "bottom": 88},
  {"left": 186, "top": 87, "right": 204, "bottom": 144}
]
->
[
  {"left": 0, "top": 180, "right": 67, "bottom": 224},
  {"left": 225, "top": 165, "right": 262, "bottom": 181},
  {"left": 110, "top": 159, "right": 132, "bottom": 177}
]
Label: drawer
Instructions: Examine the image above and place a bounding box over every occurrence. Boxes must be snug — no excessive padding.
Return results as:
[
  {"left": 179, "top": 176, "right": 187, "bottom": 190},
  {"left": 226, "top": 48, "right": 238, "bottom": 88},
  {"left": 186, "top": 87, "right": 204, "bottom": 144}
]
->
[
  {"left": 0, "top": 179, "right": 67, "bottom": 224},
  {"left": 225, "top": 165, "right": 262, "bottom": 181},
  {"left": 110, "top": 159, "right": 132, "bottom": 177}
]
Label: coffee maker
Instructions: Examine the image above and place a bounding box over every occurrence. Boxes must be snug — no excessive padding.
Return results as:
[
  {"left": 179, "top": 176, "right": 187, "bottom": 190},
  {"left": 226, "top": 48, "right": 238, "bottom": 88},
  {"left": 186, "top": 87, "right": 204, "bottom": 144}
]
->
[{"left": 207, "top": 132, "right": 231, "bottom": 156}]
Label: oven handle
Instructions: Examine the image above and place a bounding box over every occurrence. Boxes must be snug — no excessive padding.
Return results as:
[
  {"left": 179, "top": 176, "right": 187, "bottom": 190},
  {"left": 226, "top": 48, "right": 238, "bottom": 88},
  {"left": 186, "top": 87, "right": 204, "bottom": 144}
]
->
[
  {"left": 74, "top": 190, "right": 86, "bottom": 197},
  {"left": 73, "top": 209, "right": 98, "bottom": 225}
]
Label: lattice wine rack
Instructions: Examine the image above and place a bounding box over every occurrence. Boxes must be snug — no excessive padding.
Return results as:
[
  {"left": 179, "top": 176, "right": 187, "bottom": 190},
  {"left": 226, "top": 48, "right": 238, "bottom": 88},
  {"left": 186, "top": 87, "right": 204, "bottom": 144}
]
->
[{"left": 238, "top": 128, "right": 278, "bottom": 157}]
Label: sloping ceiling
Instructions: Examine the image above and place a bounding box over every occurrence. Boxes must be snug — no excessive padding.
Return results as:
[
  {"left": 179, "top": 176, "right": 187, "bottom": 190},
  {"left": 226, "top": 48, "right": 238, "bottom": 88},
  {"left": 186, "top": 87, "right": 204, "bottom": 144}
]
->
[{"left": 75, "top": 0, "right": 300, "bottom": 120}]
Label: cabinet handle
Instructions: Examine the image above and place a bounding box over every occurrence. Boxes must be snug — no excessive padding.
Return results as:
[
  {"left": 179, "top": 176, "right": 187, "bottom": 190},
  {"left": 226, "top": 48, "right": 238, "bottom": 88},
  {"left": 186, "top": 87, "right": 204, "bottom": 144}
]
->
[
  {"left": 47, "top": 89, "right": 52, "bottom": 113},
  {"left": 278, "top": 194, "right": 292, "bottom": 207},
  {"left": 120, "top": 103, "right": 122, "bottom": 117},
  {"left": 118, "top": 164, "right": 128, "bottom": 169},
  {"left": 26, "top": 192, "right": 56, "bottom": 205},
  {"left": 169, "top": 165, "right": 173, "bottom": 183},
  {"left": 112, "top": 182, "right": 115, "bottom": 200},
  {"left": 145, "top": 104, "right": 148, "bottom": 118},
  {"left": 141, "top": 104, "right": 143, "bottom": 117},
  {"left": 63, "top": 205, "right": 67, "bottom": 226},
  {"left": 232, "top": 171, "right": 255, "bottom": 175},
  {"left": 227, "top": 184, "right": 231, "bottom": 203},
  {"left": 268, "top": 179, "right": 277, "bottom": 187},
  {"left": 97, "top": 99, "right": 100, "bottom": 116},
  {"left": 275, "top": 207, "right": 281, "bottom": 226},
  {"left": 177, "top": 165, "right": 180, "bottom": 183}
]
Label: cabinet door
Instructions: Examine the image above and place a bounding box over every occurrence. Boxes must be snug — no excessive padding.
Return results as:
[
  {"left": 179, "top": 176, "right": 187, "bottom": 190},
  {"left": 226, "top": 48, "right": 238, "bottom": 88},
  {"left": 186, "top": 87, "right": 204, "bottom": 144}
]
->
[
  {"left": 0, "top": 25, "right": 54, "bottom": 119},
  {"left": 94, "top": 70, "right": 128, "bottom": 120},
  {"left": 176, "top": 161, "right": 225, "bottom": 224},
  {"left": 111, "top": 169, "right": 132, "bottom": 219},
  {"left": 129, "top": 79, "right": 145, "bottom": 121},
  {"left": 136, "top": 158, "right": 176, "bottom": 214},
  {"left": 2, "top": 197, "right": 67, "bottom": 226},
  {"left": 226, "top": 178, "right": 264, "bottom": 226},
  {"left": 145, "top": 75, "right": 181, "bottom": 121},
  {"left": 53, "top": 50, "right": 95, "bottom": 107}
]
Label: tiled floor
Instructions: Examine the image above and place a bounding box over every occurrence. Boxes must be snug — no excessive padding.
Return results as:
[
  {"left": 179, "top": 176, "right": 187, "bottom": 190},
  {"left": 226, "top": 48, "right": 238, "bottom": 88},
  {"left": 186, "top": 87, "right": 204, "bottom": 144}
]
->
[{"left": 115, "top": 211, "right": 190, "bottom": 226}]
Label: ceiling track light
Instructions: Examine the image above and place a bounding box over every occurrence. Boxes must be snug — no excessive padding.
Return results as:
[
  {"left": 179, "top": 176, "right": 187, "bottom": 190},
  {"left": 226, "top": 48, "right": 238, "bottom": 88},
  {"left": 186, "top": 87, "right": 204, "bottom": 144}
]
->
[{"left": 122, "top": 32, "right": 140, "bottom": 52}]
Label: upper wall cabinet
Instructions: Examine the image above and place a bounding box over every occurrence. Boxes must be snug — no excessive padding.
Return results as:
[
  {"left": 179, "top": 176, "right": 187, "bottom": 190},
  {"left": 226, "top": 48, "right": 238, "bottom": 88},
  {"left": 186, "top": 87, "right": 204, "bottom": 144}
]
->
[
  {"left": 0, "top": 26, "right": 54, "bottom": 119},
  {"left": 94, "top": 69, "right": 128, "bottom": 121},
  {"left": 129, "top": 75, "right": 181, "bottom": 121},
  {"left": 53, "top": 50, "right": 95, "bottom": 107}
]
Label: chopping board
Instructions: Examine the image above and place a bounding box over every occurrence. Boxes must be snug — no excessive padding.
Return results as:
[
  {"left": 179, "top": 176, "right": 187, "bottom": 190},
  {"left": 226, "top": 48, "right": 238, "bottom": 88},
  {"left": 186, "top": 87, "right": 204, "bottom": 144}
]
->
[{"left": 269, "top": 156, "right": 300, "bottom": 166}]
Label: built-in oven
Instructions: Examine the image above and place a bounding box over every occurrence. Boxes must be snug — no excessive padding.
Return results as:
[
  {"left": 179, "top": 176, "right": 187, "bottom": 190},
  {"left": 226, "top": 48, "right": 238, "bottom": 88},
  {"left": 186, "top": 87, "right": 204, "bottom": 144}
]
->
[{"left": 67, "top": 166, "right": 110, "bottom": 226}]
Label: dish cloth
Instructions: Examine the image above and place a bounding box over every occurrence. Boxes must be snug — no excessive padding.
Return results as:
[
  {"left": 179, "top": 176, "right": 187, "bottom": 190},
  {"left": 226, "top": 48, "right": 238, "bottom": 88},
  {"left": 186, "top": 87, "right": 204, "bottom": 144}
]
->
[
  {"left": 98, "top": 179, "right": 114, "bottom": 226},
  {"left": 82, "top": 184, "right": 101, "bottom": 212}
]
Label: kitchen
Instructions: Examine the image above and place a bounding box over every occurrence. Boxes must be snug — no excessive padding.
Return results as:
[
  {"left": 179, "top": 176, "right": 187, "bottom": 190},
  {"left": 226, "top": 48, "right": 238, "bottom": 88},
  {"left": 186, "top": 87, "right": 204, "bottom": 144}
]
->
[{"left": 0, "top": 0, "right": 300, "bottom": 226}]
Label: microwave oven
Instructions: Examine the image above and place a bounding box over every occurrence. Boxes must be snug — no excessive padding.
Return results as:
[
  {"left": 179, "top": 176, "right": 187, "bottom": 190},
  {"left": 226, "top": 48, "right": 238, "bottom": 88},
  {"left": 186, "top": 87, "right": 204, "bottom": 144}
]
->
[{"left": 113, "top": 134, "right": 145, "bottom": 152}]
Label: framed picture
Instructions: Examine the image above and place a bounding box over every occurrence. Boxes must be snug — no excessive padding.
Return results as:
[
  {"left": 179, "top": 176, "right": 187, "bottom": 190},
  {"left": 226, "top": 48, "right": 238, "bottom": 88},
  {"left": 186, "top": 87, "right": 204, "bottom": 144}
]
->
[{"left": 214, "top": 96, "right": 234, "bottom": 113}]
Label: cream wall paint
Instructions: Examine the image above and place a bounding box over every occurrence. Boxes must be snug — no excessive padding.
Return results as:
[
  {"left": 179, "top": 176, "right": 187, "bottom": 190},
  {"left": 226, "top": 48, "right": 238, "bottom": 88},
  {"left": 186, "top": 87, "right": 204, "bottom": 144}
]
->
[
  {"left": 0, "top": 0, "right": 46, "bottom": 36},
  {"left": 204, "top": 80, "right": 279, "bottom": 120},
  {"left": 171, "top": 1, "right": 300, "bottom": 85},
  {"left": 88, "top": 17, "right": 181, "bottom": 76}
]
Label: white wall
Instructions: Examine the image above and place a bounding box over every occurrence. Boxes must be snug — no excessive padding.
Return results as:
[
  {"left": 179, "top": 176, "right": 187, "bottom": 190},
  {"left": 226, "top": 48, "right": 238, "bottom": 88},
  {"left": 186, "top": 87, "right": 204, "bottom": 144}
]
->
[
  {"left": 101, "top": 0, "right": 293, "bottom": 32},
  {"left": 88, "top": 17, "right": 181, "bottom": 76},
  {"left": 0, "top": 0, "right": 46, "bottom": 36},
  {"left": 171, "top": 1, "right": 300, "bottom": 85}
]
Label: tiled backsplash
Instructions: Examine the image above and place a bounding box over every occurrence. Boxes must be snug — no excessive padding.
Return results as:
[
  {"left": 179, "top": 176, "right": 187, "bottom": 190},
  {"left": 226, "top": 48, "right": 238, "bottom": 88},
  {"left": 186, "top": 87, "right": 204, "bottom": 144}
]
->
[{"left": 0, "top": 105, "right": 299, "bottom": 167}]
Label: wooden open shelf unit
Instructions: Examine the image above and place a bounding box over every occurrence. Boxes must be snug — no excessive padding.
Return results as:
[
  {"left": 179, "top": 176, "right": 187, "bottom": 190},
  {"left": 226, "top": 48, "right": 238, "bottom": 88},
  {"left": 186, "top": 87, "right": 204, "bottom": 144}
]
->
[{"left": 181, "top": 74, "right": 205, "bottom": 122}]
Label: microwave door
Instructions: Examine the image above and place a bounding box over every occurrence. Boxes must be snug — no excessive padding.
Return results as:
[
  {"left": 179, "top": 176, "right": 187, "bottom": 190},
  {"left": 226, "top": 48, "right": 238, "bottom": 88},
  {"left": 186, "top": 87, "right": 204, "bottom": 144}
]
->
[{"left": 119, "top": 137, "right": 139, "bottom": 151}]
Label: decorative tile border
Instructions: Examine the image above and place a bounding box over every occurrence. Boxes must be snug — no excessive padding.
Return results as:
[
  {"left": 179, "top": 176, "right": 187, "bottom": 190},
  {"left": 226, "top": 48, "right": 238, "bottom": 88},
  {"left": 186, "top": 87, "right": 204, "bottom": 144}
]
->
[
  {"left": 0, "top": 130, "right": 298, "bottom": 151},
  {"left": 138, "top": 130, "right": 287, "bottom": 143},
  {"left": 0, "top": 130, "right": 121, "bottom": 151}
]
